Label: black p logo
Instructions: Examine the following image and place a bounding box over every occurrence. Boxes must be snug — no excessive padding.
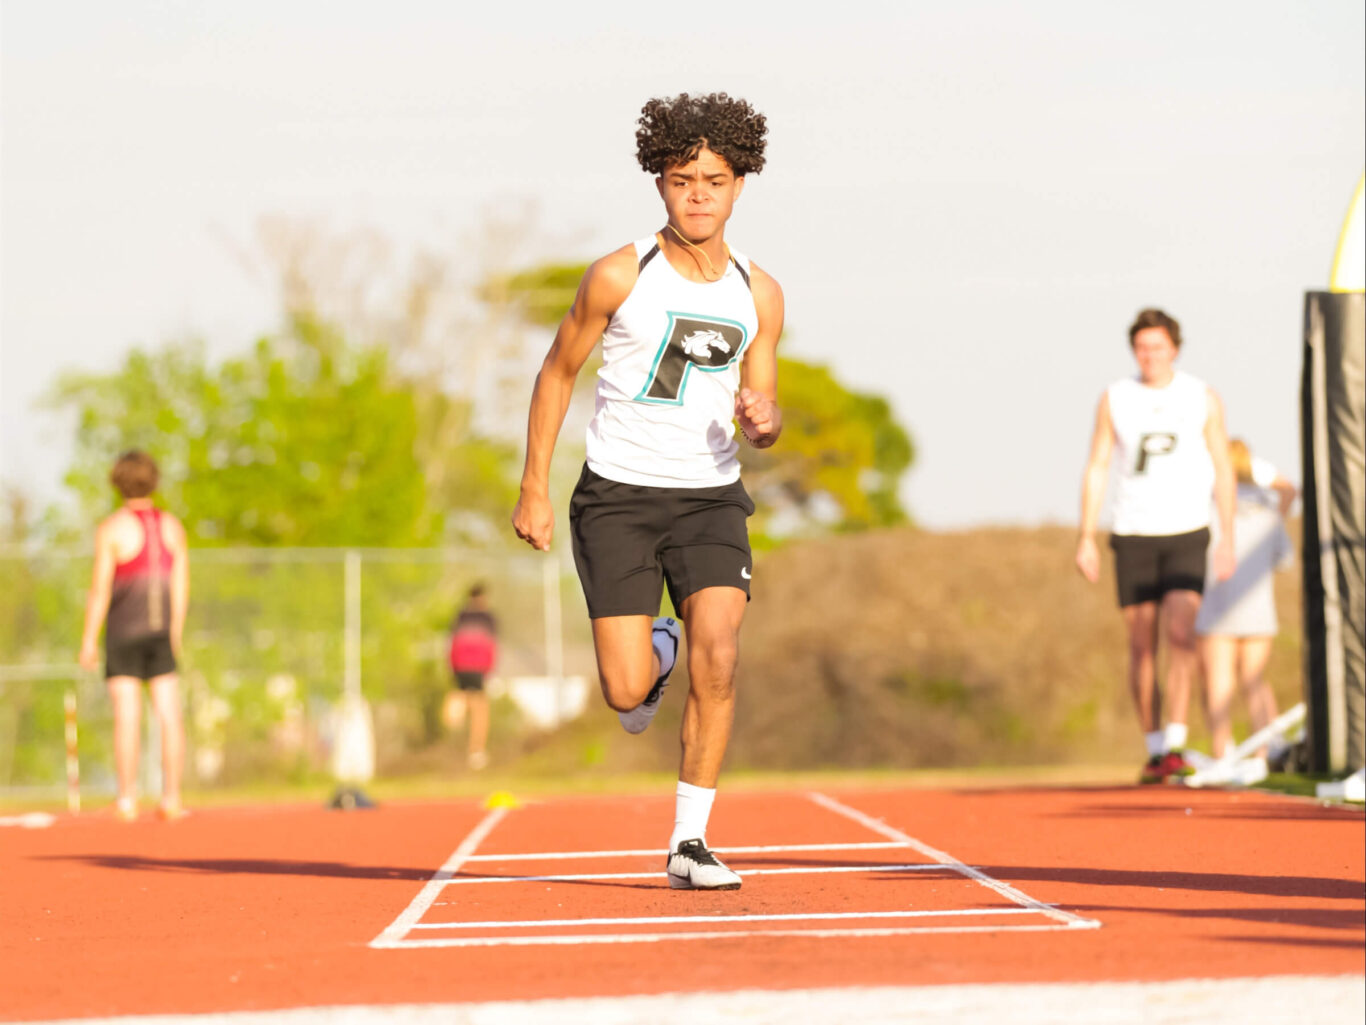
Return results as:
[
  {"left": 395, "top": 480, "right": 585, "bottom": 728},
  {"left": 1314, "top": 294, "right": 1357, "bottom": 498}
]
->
[
  {"left": 637, "top": 315, "right": 748, "bottom": 404},
  {"left": 1135, "top": 432, "right": 1177, "bottom": 473}
]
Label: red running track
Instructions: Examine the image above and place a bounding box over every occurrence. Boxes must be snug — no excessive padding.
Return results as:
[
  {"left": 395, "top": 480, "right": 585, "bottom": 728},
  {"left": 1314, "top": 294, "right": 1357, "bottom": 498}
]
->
[{"left": 0, "top": 784, "right": 1362, "bottom": 1020}]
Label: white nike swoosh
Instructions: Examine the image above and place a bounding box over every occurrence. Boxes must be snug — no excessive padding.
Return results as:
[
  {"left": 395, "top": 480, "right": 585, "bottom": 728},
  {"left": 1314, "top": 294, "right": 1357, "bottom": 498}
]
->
[{"left": 740, "top": 567, "right": 751, "bottom": 580}]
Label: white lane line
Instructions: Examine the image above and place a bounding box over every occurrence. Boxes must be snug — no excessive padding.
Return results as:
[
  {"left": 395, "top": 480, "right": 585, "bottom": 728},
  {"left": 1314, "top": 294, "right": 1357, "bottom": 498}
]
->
[
  {"left": 369, "top": 806, "right": 510, "bottom": 949},
  {"left": 389, "top": 920, "right": 1098, "bottom": 949},
  {"left": 439, "top": 863, "right": 946, "bottom": 886},
  {"left": 807, "top": 792, "right": 1099, "bottom": 929},
  {"left": 413, "top": 906, "right": 1039, "bottom": 931},
  {"left": 0, "top": 812, "right": 56, "bottom": 829},
  {"left": 461, "top": 840, "right": 913, "bottom": 863}
]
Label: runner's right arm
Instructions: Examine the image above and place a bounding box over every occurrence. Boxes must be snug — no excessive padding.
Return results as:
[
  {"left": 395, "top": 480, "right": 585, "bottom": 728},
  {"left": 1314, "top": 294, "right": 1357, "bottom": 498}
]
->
[
  {"left": 512, "top": 248, "right": 636, "bottom": 552},
  {"left": 1075, "top": 392, "right": 1114, "bottom": 583},
  {"left": 1270, "top": 475, "right": 1297, "bottom": 519},
  {"left": 78, "top": 520, "right": 117, "bottom": 671}
]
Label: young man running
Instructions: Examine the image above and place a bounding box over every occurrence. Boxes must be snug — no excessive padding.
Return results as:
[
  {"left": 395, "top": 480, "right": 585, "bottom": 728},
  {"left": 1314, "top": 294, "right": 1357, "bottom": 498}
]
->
[
  {"left": 512, "top": 93, "right": 782, "bottom": 889},
  {"left": 1075, "top": 309, "right": 1236, "bottom": 783},
  {"left": 78, "top": 450, "right": 190, "bottom": 820}
]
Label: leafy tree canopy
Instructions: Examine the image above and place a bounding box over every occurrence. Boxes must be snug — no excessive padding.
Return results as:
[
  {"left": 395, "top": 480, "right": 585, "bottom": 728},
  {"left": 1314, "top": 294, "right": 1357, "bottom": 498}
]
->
[
  {"left": 482, "top": 263, "right": 584, "bottom": 329},
  {"left": 49, "top": 315, "right": 515, "bottom": 546},
  {"left": 740, "top": 357, "right": 913, "bottom": 538}
]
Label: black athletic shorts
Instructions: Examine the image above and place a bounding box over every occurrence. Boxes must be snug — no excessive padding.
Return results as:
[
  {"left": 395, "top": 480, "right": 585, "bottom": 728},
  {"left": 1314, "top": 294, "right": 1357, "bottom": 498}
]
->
[
  {"left": 105, "top": 633, "right": 177, "bottom": 680},
  {"left": 454, "top": 671, "right": 485, "bottom": 692},
  {"left": 1109, "top": 528, "right": 1210, "bottom": 607},
  {"left": 569, "top": 464, "right": 755, "bottom": 619}
]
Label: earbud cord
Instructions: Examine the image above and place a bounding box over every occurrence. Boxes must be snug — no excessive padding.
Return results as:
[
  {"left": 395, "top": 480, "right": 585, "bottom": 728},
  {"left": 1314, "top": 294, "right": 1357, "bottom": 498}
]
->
[{"left": 664, "top": 223, "right": 730, "bottom": 281}]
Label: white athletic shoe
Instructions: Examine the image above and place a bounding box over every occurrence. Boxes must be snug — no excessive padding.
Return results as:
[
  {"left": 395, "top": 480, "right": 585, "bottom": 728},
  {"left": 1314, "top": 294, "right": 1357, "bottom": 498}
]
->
[
  {"left": 618, "top": 617, "right": 680, "bottom": 735},
  {"left": 667, "top": 838, "right": 742, "bottom": 890}
]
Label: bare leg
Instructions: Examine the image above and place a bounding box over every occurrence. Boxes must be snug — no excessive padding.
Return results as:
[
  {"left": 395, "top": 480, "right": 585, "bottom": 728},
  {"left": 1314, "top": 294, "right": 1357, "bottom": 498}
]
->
[
  {"left": 677, "top": 587, "right": 747, "bottom": 788},
  {"left": 466, "top": 691, "right": 489, "bottom": 761},
  {"left": 1161, "top": 590, "right": 1202, "bottom": 732},
  {"left": 1200, "top": 635, "right": 1237, "bottom": 758},
  {"left": 443, "top": 690, "right": 466, "bottom": 732},
  {"left": 147, "top": 673, "right": 183, "bottom": 810},
  {"left": 1121, "top": 602, "right": 1161, "bottom": 732},
  {"left": 107, "top": 677, "right": 142, "bottom": 810},
  {"left": 1237, "top": 637, "right": 1277, "bottom": 756},
  {"left": 590, "top": 615, "right": 659, "bottom": 712}
]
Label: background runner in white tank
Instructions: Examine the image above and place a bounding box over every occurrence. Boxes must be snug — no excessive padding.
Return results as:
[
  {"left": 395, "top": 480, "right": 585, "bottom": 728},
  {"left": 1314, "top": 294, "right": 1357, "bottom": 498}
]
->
[
  {"left": 1075, "top": 308, "right": 1236, "bottom": 786},
  {"left": 1107, "top": 369, "right": 1215, "bottom": 538}
]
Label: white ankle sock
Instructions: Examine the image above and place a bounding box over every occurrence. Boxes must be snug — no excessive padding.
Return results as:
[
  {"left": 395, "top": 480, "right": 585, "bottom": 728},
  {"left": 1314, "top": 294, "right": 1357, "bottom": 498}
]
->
[
  {"left": 670, "top": 780, "right": 715, "bottom": 853},
  {"left": 1163, "top": 722, "right": 1188, "bottom": 752},
  {"left": 1145, "top": 731, "right": 1164, "bottom": 758}
]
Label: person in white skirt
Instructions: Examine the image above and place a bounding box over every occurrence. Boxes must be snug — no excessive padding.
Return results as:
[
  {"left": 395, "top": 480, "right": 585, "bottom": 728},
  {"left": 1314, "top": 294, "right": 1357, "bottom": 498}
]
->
[{"left": 1195, "top": 438, "right": 1297, "bottom": 770}]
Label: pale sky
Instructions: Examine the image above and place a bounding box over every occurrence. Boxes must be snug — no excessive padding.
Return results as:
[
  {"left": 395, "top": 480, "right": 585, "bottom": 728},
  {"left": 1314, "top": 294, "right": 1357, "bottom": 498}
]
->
[{"left": 2, "top": 0, "right": 1363, "bottom": 529}]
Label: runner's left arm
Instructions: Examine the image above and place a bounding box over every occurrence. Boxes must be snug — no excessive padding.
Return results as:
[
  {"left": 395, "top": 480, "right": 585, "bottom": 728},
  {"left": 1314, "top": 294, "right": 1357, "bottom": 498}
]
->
[
  {"left": 1205, "top": 388, "right": 1237, "bottom": 581},
  {"left": 737, "top": 264, "right": 784, "bottom": 448},
  {"left": 168, "top": 515, "right": 189, "bottom": 657}
]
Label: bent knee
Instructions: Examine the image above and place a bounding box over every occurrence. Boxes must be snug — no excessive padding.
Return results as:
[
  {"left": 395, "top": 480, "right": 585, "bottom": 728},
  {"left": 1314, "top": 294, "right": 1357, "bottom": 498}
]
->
[{"left": 599, "top": 674, "right": 649, "bottom": 712}]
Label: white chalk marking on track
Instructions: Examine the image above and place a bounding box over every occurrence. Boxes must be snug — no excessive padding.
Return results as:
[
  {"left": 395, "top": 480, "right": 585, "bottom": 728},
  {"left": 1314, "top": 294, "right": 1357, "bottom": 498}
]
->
[
  {"left": 438, "top": 862, "right": 945, "bottom": 886},
  {"left": 375, "top": 795, "right": 1095, "bottom": 950},
  {"left": 390, "top": 920, "right": 1096, "bottom": 949},
  {"left": 413, "top": 906, "right": 1039, "bottom": 931},
  {"left": 460, "top": 840, "right": 912, "bottom": 862},
  {"left": 369, "top": 806, "right": 508, "bottom": 949},
  {"left": 807, "top": 791, "right": 1099, "bottom": 929}
]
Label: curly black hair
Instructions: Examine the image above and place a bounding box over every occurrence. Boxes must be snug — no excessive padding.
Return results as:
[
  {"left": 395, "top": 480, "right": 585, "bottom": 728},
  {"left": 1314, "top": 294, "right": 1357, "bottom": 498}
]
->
[{"left": 635, "top": 93, "right": 768, "bottom": 177}]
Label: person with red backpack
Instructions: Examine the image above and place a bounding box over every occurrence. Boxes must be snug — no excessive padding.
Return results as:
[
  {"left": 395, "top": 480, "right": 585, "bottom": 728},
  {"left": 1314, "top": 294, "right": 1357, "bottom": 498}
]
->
[{"left": 446, "top": 583, "right": 498, "bottom": 770}]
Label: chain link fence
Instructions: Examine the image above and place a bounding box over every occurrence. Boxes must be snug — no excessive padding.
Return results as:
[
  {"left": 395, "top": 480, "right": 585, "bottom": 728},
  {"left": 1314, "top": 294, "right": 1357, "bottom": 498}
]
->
[{"left": 0, "top": 545, "right": 594, "bottom": 798}]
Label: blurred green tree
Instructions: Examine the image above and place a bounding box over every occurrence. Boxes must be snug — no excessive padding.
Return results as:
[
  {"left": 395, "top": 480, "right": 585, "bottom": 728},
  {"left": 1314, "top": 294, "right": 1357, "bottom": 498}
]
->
[
  {"left": 738, "top": 357, "right": 913, "bottom": 538},
  {"left": 48, "top": 314, "right": 515, "bottom": 546},
  {"left": 487, "top": 261, "right": 915, "bottom": 537}
]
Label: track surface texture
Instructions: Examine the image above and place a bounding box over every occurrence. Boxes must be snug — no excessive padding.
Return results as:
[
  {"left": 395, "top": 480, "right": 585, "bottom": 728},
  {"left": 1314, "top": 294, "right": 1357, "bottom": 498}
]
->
[{"left": 1, "top": 784, "right": 1362, "bottom": 1022}]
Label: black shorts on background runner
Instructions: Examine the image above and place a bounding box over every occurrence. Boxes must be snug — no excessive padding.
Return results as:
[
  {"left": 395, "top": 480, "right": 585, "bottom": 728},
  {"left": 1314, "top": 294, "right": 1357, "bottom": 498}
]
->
[
  {"left": 1109, "top": 528, "right": 1210, "bottom": 607},
  {"left": 569, "top": 464, "right": 755, "bottom": 618},
  {"left": 454, "top": 671, "right": 486, "bottom": 692},
  {"left": 105, "top": 633, "right": 177, "bottom": 680}
]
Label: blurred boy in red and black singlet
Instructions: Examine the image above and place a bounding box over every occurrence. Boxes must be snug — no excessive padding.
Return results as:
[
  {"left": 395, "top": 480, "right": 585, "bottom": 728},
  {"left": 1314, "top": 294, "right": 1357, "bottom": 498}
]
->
[
  {"left": 446, "top": 582, "right": 498, "bottom": 771},
  {"left": 79, "top": 450, "right": 190, "bottom": 821}
]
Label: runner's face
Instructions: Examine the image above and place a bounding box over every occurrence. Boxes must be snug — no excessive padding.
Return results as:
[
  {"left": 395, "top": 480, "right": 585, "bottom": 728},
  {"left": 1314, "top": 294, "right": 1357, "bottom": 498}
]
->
[
  {"left": 1131, "top": 327, "right": 1178, "bottom": 384},
  {"left": 656, "top": 147, "right": 744, "bottom": 242}
]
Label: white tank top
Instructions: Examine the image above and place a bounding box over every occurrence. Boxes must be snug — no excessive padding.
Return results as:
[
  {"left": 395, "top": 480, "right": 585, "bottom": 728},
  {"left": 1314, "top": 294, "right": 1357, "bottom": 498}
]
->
[
  {"left": 1108, "top": 370, "right": 1215, "bottom": 536},
  {"left": 585, "top": 236, "right": 760, "bottom": 487}
]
